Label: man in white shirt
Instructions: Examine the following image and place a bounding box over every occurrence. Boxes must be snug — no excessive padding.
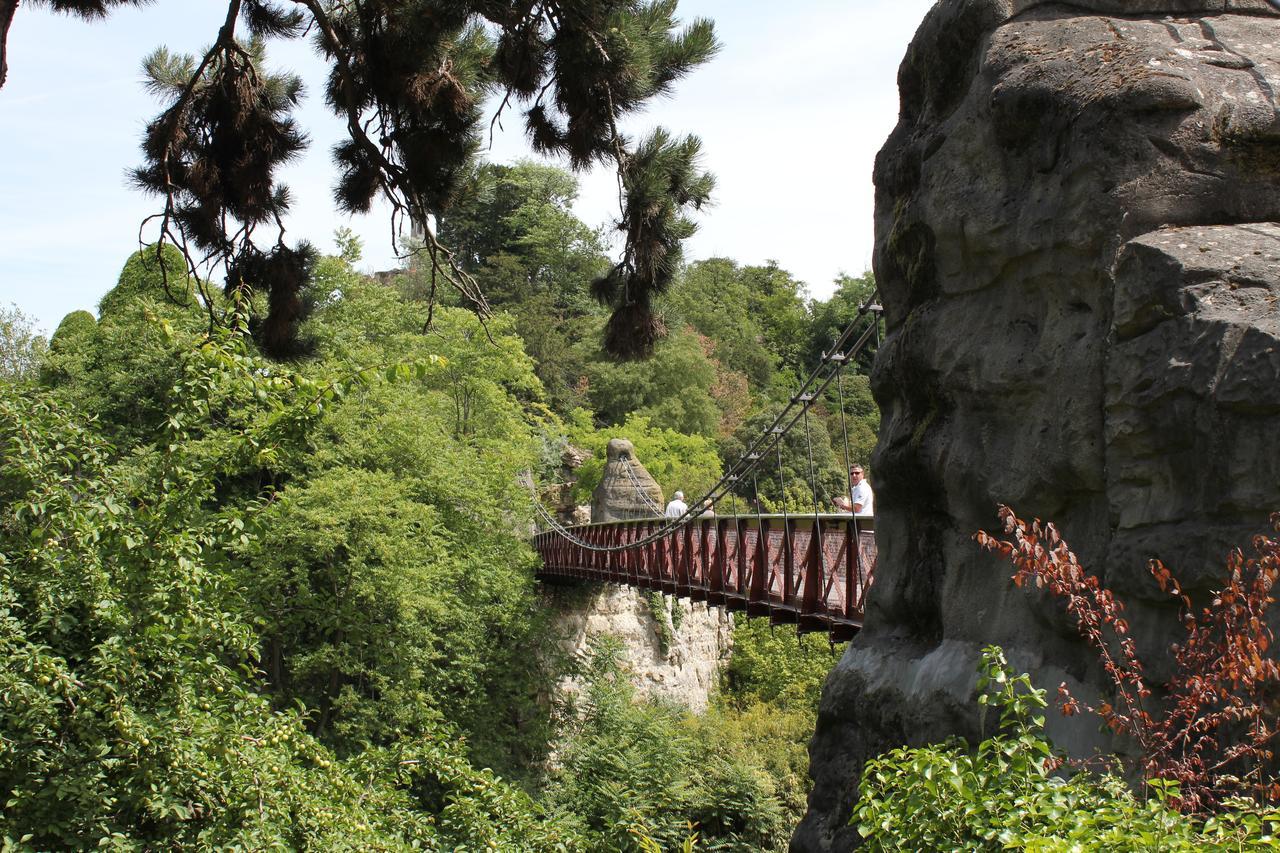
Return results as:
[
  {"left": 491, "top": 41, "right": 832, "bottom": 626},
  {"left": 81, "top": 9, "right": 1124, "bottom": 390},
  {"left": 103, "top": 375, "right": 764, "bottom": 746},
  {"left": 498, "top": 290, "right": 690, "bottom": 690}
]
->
[
  {"left": 664, "top": 490, "right": 688, "bottom": 519},
  {"left": 834, "top": 465, "right": 874, "bottom": 516}
]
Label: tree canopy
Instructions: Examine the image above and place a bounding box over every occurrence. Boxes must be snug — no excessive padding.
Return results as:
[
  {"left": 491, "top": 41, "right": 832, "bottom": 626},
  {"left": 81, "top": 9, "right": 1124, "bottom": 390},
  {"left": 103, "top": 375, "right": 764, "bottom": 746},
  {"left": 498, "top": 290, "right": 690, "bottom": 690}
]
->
[{"left": 4, "top": 231, "right": 871, "bottom": 848}]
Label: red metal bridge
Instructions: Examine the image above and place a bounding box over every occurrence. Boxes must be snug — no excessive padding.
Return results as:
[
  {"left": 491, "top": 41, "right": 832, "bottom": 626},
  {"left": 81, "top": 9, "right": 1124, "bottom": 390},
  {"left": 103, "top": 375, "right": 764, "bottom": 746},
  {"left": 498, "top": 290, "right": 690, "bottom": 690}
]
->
[{"left": 534, "top": 514, "right": 877, "bottom": 641}]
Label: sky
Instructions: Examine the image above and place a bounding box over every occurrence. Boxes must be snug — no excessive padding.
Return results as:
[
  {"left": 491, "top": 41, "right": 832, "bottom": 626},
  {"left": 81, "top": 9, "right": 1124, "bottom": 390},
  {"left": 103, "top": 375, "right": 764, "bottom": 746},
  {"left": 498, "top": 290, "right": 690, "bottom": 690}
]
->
[{"left": 0, "top": 0, "right": 936, "bottom": 334}]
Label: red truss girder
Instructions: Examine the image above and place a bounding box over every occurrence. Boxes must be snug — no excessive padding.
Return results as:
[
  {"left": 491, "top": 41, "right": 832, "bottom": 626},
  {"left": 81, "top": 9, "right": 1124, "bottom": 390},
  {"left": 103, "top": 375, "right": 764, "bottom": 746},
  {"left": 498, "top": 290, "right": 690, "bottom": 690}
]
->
[{"left": 533, "top": 515, "right": 877, "bottom": 642}]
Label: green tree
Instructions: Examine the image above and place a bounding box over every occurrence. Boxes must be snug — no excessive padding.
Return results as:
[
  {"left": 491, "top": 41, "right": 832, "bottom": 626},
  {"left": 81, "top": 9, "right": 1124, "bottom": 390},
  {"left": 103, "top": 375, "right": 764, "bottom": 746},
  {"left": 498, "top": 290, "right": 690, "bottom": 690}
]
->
[
  {"left": 48, "top": 309, "right": 95, "bottom": 349},
  {"left": 721, "top": 617, "right": 840, "bottom": 711},
  {"left": 439, "top": 161, "right": 608, "bottom": 309},
  {"left": 664, "top": 258, "right": 812, "bottom": 396},
  {"left": 806, "top": 270, "right": 879, "bottom": 373},
  {"left": 97, "top": 243, "right": 194, "bottom": 317},
  {"left": 0, "top": 333, "right": 583, "bottom": 849},
  {"left": 546, "top": 639, "right": 789, "bottom": 851},
  {"left": 722, "top": 403, "right": 846, "bottom": 510},
  {"left": 424, "top": 160, "right": 611, "bottom": 411},
  {"left": 39, "top": 246, "right": 211, "bottom": 446},
  {"left": 243, "top": 275, "right": 563, "bottom": 774},
  {"left": 664, "top": 258, "right": 781, "bottom": 393},
  {"left": 0, "top": 303, "right": 47, "bottom": 382},
  {"left": 821, "top": 370, "right": 879, "bottom": 480},
  {"left": 738, "top": 261, "right": 811, "bottom": 380},
  {"left": 583, "top": 322, "right": 721, "bottom": 438},
  {"left": 37, "top": 245, "right": 568, "bottom": 779}
]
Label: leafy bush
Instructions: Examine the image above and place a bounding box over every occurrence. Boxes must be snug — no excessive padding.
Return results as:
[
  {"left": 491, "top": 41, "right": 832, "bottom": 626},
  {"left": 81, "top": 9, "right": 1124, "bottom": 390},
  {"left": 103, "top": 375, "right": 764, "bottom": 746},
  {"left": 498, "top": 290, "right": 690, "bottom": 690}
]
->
[
  {"left": 0, "top": 304, "right": 47, "bottom": 383},
  {"left": 855, "top": 647, "right": 1280, "bottom": 851},
  {"left": 721, "top": 615, "right": 841, "bottom": 710}
]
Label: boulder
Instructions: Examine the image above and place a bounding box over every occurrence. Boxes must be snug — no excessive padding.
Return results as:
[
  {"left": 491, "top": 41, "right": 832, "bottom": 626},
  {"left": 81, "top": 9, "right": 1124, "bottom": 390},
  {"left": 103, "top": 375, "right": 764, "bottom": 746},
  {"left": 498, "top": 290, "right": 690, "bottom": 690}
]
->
[
  {"left": 590, "top": 438, "right": 666, "bottom": 522},
  {"left": 796, "top": 5, "right": 1280, "bottom": 850}
]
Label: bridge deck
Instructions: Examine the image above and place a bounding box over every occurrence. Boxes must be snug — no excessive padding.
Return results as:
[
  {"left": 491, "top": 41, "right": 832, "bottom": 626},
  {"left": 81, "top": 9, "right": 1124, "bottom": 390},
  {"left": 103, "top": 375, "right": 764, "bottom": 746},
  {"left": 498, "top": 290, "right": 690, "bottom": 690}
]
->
[{"left": 534, "top": 514, "right": 877, "bottom": 642}]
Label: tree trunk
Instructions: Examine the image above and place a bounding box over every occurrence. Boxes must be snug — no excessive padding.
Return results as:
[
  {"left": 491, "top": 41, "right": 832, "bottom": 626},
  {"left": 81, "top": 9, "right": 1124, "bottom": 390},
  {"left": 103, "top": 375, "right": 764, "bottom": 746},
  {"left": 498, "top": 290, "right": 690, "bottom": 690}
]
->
[{"left": 0, "top": 0, "right": 19, "bottom": 90}]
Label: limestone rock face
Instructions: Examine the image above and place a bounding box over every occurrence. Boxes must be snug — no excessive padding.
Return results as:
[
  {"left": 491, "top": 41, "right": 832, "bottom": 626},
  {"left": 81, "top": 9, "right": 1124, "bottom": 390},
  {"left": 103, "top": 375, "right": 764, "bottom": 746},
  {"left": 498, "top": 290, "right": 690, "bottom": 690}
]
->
[
  {"left": 549, "top": 584, "right": 734, "bottom": 712},
  {"left": 796, "top": 5, "right": 1280, "bottom": 851},
  {"left": 591, "top": 438, "right": 665, "bottom": 522}
]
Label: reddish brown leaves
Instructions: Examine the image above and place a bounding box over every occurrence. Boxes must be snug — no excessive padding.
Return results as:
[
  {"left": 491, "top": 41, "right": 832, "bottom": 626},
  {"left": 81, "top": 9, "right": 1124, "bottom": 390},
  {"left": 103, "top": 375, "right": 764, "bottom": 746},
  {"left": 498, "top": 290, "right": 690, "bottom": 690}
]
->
[{"left": 975, "top": 506, "right": 1280, "bottom": 814}]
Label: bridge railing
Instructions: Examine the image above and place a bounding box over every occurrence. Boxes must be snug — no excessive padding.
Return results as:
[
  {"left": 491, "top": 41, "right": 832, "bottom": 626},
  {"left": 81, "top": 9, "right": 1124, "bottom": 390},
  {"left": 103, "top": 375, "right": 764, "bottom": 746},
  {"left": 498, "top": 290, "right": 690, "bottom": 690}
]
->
[{"left": 534, "top": 514, "right": 876, "bottom": 641}]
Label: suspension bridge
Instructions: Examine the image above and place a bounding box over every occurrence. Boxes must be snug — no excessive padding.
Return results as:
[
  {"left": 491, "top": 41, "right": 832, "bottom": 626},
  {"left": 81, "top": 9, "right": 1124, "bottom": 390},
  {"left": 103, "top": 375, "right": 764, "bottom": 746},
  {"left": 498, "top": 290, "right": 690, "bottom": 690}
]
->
[{"left": 528, "top": 296, "right": 883, "bottom": 642}]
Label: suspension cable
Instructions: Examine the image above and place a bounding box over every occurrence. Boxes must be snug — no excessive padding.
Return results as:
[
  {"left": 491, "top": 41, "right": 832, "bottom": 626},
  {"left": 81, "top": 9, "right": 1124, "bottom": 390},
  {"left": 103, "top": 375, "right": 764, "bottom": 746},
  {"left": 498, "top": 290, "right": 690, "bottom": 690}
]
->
[
  {"left": 620, "top": 455, "right": 664, "bottom": 516},
  {"left": 802, "top": 403, "right": 821, "bottom": 516},
  {"left": 836, "top": 364, "right": 855, "bottom": 512}
]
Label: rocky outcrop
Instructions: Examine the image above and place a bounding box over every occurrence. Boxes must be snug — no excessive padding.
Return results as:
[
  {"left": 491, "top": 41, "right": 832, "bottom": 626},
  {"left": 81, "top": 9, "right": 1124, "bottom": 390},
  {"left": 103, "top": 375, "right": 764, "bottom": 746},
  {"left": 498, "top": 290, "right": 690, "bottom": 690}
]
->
[
  {"left": 591, "top": 438, "right": 666, "bottom": 521},
  {"left": 548, "top": 584, "right": 733, "bottom": 712},
  {"left": 551, "top": 444, "right": 592, "bottom": 526},
  {"left": 796, "top": 5, "right": 1280, "bottom": 850}
]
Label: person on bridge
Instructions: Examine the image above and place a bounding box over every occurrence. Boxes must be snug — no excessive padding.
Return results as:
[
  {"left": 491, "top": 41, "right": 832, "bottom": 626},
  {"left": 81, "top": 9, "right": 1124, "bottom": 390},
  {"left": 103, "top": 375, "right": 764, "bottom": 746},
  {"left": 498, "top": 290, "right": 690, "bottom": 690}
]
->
[
  {"left": 664, "top": 490, "right": 688, "bottom": 519},
  {"left": 834, "top": 465, "right": 874, "bottom": 516}
]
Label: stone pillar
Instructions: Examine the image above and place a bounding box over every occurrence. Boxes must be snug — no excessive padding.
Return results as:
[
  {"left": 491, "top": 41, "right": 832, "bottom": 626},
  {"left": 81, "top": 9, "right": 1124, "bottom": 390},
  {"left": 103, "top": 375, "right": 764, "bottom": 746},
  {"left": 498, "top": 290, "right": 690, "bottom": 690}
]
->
[{"left": 797, "top": 4, "right": 1280, "bottom": 850}]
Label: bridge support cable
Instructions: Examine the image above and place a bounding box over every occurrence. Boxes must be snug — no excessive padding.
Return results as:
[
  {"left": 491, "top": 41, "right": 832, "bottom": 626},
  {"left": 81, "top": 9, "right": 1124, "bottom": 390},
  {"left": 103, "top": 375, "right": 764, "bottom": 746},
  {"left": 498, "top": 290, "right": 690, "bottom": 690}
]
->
[{"left": 620, "top": 455, "right": 664, "bottom": 517}]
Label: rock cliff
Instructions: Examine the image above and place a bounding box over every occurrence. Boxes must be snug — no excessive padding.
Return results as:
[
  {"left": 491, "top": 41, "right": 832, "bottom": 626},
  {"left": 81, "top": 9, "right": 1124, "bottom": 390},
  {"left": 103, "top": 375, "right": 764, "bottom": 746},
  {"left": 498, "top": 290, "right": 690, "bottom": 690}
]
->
[
  {"left": 796, "top": 4, "right": 1280, "bottom": 850},
  {"left": 549, "top": 584, "right": 733, "bottom": 712}
]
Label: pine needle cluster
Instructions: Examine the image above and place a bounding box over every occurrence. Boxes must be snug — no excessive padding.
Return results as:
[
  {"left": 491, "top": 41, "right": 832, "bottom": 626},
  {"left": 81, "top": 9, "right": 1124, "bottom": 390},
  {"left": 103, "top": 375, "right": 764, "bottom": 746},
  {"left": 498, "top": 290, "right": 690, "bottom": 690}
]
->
[{"left": 18, "top": 0, "right": 720, "bottom": 360}]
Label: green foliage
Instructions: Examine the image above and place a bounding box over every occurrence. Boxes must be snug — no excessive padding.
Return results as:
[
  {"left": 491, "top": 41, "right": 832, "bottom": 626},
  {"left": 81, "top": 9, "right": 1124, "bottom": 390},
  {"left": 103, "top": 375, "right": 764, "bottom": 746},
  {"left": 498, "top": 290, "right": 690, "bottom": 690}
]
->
[
  {"left": 546, "top": 639, "right": 789, "bottom": 851},
  {"left": 694, "top": 698, "right": 817, "bottom": 836},
  {"left": 722, "top": 404, "right": 846, "bottom": 509},
  {"left": 49, "top": 310, "right": 95, "bottom": 350},
  {"left": 0, "top": 337, "right": 580, "bottom": 849},
  {"left": 821, "top": 370, "right": 879, "bottom": 483},
  {"left": 664, "top": 258, "right": 785, "bottom": 393},
  {"left": 584, "top": 322, "right": 722, "bottom": 438},
  {"left": 569, "top": 411, "right": 723, "bottom": 506},
  {"left": 431, "top": 161, "right": 611, "bottom": 412},
  {"left": 721, "top": 616, "right": 840, "bottom": 710},
  {"left": 643, "top": 591, "right": 677, "bottom": 655},
  {"left": 709, "top": 616, "right": 843, "bottom": 834},
  {"left": 97, "top": 244, "right": 194, "bottom": 317},
  {"left": 854, "top": 646, "right": 1280, "bottom": 851},
  {"left": 806, "top": 271, "right": 879, "bottom": 372},
  {"left": 0, "top": 304, "right": 47, "bottom": 383},
  {"left": 41, "top": 246, "right": 212, "bottom": 446},
  {"left": 440, "top": 161, "right": 607, "bottom": 309},
  {"left": 3, "top": 144, "right": 894, "bottom": 845},
  {"left": 661, "top": 258, "right": 813, "bottom": 407},
  {"left": 237, "top": 279, "right": 562, "bottom": 775}
]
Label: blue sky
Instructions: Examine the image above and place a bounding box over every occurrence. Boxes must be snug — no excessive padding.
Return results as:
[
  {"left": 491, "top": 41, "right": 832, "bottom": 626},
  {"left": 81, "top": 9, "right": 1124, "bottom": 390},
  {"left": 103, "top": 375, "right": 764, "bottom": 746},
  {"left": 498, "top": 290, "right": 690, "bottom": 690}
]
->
[{"left": 0, "top": 0, "right": 936, "bottom": 333}]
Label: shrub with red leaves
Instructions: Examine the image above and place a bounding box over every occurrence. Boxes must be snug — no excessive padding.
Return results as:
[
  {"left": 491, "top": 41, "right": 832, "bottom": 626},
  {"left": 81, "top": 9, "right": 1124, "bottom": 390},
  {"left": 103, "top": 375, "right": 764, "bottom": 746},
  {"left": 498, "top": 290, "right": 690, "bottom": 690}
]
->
[{"left": 975, "top": 506, "right": 1280, "bottom": 813}]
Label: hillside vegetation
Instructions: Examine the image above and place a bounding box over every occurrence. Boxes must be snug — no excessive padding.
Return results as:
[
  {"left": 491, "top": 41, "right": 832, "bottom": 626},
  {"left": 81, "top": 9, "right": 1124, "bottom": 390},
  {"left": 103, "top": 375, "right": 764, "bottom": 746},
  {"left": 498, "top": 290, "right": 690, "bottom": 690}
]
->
[{"left": 1, "top": 161, "right": 878, "bottom": 850}]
